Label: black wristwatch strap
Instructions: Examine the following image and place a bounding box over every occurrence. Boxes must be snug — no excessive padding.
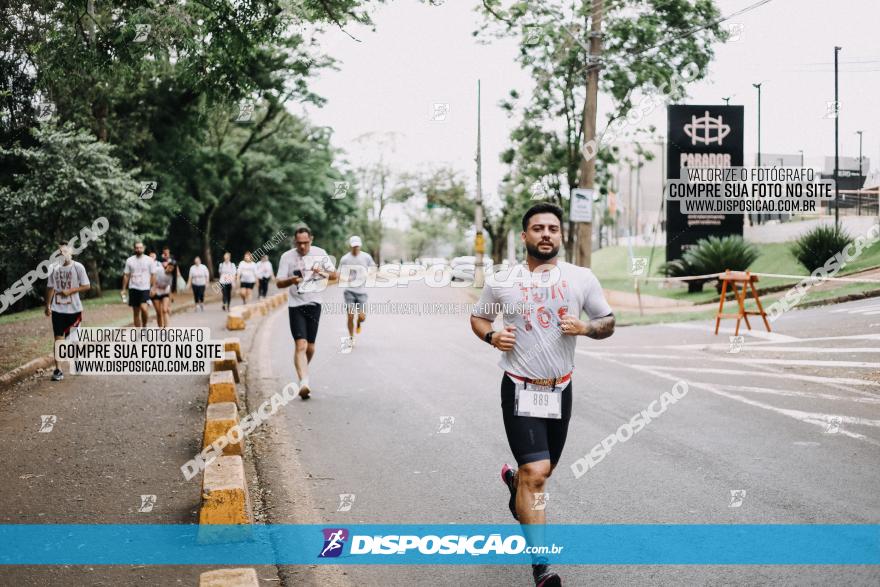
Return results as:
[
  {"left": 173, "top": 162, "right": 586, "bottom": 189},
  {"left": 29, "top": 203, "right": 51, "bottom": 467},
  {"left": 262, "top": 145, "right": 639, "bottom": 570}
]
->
[{"left": 484, "top": 330, "right": 495, "bottom": 345}]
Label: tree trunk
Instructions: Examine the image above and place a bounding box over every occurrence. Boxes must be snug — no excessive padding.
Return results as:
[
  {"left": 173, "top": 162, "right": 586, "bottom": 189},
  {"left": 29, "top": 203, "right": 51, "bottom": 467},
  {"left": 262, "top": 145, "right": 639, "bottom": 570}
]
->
[
  {"left": 201, "top": 208, "right": 216, "bottom": 279},
  {"left": 565, "top": 220, "right": 576, "bottom": 262},
  {"left": 85, "top": 258, "right": 102, "bottom": 297}
]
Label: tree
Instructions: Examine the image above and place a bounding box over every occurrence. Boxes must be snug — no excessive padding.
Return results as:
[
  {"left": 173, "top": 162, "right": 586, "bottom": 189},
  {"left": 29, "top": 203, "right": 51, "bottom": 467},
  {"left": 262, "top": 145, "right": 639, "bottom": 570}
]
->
[
  {"left": 478, "top": 0, "right": 728, "bottom": 260},
  {"left": 0, "top": 125, "right": 143, "bottom": 307},
  {"left": 352, "top": 132, "right": 403, "bottom": 263}
]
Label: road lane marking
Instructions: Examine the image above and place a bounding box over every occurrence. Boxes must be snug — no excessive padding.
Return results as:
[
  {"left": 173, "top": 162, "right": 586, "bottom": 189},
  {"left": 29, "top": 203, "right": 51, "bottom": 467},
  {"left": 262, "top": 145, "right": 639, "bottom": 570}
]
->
[
  {"left": 579, "top": 351, "right": 880, "bottom": 370},
  {"left": 660, "top": 322, "right": 799, "bottom": 342},
  {"left": 576, "top": 362, "right": 880, "bottom": 387},
  {"left": 716, "top": 384, "right": 880, "bottom": 405},
  {"left": 583, "top": 354, "right": 880, "bottom": 446},
  {"left": 830, "top": 304, "right": 880, "bottom": 314}
]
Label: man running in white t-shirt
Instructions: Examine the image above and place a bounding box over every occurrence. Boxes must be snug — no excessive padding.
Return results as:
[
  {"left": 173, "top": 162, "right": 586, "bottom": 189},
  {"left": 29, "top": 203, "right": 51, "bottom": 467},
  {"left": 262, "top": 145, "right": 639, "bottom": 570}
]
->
[
  {"left": 45, "top": 244, "right": 91, "bottom": 381},
  {"left": 338, "top": 235, "right": 375, "bottom": 344},
  {"left": 122, "top": 242, "right": 156, "bottom": 328},
  {"left": 470, "top": 203, "right": 614, "bottom": 587},
  {"left": 276, "top": 227, "right": 338, "bottom": 399}
]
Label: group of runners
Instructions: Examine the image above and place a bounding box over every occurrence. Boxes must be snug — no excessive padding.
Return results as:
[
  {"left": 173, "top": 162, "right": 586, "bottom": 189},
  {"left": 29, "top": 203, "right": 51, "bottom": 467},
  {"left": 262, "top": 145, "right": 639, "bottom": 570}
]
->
[{"left": 43, "top": 202, "right": 613, "bottom": 586}]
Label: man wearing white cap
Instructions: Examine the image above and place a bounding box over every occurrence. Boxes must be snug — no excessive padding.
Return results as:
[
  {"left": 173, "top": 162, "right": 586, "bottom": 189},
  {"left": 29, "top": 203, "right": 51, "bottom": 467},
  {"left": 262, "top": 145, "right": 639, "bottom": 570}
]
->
[{"left": 338, "top": 236, "right": 375, "bottom": 343}]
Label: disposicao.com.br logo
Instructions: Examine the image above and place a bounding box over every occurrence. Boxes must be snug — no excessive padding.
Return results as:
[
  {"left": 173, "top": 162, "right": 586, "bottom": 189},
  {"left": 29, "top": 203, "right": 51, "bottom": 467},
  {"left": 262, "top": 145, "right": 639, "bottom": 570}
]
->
[{"left": 318, "top": 528, "right": 561, "bottom": 558}]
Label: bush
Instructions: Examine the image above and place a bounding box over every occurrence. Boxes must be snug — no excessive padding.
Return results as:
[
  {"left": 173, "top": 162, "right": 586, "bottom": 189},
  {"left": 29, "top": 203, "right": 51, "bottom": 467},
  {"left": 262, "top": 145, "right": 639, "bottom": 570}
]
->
[
  {"left": 790, "top": 224, "right": 853, "bottom": 273},
  {"left": 661, "top": 235, "right": 760, "bottom": 293}
]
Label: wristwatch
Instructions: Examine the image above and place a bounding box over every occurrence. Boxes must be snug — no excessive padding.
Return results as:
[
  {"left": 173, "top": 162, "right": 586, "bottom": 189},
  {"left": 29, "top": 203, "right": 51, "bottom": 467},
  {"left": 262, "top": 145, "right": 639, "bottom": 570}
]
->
[{"left": 483, "top": 330, "right": 496, "bottom": 346}]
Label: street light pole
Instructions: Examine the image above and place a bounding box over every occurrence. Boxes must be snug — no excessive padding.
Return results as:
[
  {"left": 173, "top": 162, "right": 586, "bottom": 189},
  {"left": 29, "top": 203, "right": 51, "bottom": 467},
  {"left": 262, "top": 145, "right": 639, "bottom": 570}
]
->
[
  {"left": 857, "top": 130, "right": 863, "bottom": 216},
  {"left": 752, "top": 82, "right": 762, "bottom": 225},
  {"left": 798, "top": 149, "right": 804, "bottom": 168},
  {"left": 834, "top": 46, "right": 841, "bottom": 226},
  {"left": 474, "top": 79, "right": 485, "bottom": 287}
]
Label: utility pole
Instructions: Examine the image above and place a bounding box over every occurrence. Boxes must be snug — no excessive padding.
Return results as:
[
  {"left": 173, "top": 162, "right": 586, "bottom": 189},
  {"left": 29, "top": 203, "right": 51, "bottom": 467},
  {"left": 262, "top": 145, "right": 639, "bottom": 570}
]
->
[
  {"left": 834, "top": 46, "right": 841, "bottom": 226},
  {"left": 474, "top": 79, "right": 485, "bottom": 287},
  {"left": 752, "top": 82, "right": 762, "bottom": 225},
  {"left": 798, "top": 149, "right": 804, "bottom": 168},
  {"left": 575, "top": 0, "right": 603, "bottom": 268},
  {"left": 722, "top": 96, "right": 731, "bottom": 106},
  {"left": 635, "top": 150, "right": 642, "bottom": 240},
  {"left": 857, "top": 130, "right": 863, "bottom": 216}
]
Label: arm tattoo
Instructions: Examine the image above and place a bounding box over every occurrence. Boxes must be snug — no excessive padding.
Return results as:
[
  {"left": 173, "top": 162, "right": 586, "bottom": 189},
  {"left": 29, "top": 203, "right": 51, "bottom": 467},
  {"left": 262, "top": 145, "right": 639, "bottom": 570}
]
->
[{"left": 584, "top": 314, "right": 615, "bottom": 339}]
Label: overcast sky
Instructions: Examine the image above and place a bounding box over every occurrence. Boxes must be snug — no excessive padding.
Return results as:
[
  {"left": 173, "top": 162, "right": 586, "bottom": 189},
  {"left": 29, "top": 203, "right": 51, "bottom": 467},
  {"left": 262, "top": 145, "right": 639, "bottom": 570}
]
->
[{"left": 299, "top": 0, "right": 880, "bottom": 213}]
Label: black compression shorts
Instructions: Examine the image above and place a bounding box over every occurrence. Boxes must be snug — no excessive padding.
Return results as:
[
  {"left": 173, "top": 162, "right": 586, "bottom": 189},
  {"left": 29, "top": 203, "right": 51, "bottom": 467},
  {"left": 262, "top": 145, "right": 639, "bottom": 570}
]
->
[
  {"left": 500, "top": 373, "right": 573, "bottom": 466},
  {"left": 288, "top": 303, "right": 322, "bottom": 343}
]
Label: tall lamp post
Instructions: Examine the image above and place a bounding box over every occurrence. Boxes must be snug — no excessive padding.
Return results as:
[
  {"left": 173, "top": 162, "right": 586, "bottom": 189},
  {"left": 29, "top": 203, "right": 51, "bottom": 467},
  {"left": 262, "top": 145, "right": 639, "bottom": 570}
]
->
[
  {"left": 752, "top": 82, "right": 762, "bottom": 225},
  {"left": 834, "top": 46, "right": 841, "bottom": 226},
  {"left": 856, "top": 130, "right": 863, "bottom": 216}
]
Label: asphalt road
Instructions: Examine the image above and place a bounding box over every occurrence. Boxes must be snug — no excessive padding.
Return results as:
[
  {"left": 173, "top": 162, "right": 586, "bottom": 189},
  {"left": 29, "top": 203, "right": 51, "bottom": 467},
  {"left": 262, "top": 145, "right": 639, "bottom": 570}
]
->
[{"left": 249, "top": 281, "right": 880, "bottom": 586}]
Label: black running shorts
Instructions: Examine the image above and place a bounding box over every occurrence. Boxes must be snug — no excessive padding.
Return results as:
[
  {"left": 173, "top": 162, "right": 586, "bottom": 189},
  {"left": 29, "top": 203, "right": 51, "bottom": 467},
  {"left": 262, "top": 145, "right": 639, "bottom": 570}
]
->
[
  {"left": 288, "top": 303, "right": 322, "bottom": 343},
  {"left": 128, "top": 288, "right": 151, "bottom": 307},
  {"left": 51, "top": 311, "right": 82, "bottom": 338},
  {"left": 500, "top": 373, "right": 573, "bottom": 467}
]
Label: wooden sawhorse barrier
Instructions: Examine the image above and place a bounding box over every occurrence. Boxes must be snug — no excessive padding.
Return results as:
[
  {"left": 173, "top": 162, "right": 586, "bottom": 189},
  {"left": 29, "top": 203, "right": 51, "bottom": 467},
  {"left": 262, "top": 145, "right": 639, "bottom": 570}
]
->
[{"left": 714, "top": 270, "right": 771, "bottom": 335}]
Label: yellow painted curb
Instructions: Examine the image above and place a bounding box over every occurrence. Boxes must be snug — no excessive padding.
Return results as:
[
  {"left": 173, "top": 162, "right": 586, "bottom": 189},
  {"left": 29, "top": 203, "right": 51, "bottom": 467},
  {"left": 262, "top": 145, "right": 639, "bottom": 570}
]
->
[
  {"left": 199, "top": 455, "right": 253, "bottom": 526},
  {"left": 203, "top": 402, "right": 242, "bottom": 456},
  {"left": 224, "top": 338, "right": 243, "bottom": 361},
  {"left": 212, "top": 351, "right": 240, "bottom": 383},
  {"left": 199, "top": 568, "right": 259, "bottom": 587},
  {"left": 208, "top": 371, "right": 237, "bottom": 405},
  {"left": 226, "top": 312, "right": 246, "bottom": 331}
]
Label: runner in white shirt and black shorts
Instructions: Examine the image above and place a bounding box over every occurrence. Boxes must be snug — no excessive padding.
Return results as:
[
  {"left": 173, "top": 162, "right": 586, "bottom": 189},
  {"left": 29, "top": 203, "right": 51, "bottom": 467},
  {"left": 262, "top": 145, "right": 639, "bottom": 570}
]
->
[
  {"left": 45, "top": 244, "right": 91, "bottom": 381},
  {"left": 218, "top": 253, "right": 236, "bottom": 312},
  {"left": 470, "top": 203, "right": 615, "bottom": 587},
  {"left": 186, "top": 257, "right": 209, "bottom": 312},
  {"left": 237, "top": 251, "right": 258, "bottom": 305},
  {"left": 275, "top": 227, "right": 338, "bottom": 399},
  {"left": 122, "top": 241, "right": 156, "bottom": 328}
]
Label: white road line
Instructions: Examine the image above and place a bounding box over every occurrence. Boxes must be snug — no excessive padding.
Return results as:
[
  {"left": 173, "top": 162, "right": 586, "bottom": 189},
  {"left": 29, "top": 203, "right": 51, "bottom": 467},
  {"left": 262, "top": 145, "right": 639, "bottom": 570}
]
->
[
  {"left": 830, "top": 304, "right": 880, "bottom": 314},
  {"left": 721, "top": 346, "right": 880, "bottom": 354},
  {"left": 584, "top": 355, "right": 880, "bottom": 446},
  {"left": 661, "top": 322, "right": 799, "bottom": 342},
  {"left": 579, "top": 351, "right": 880, "bottom": 369},
  {"left": 593, "top": 344, "right": 880, "bottom": 354},
  {"left": 716, "top": 384, "right": 880, "bottom": 405},
  {"left": 744, "top": 334, "right": 880, "bottom": 345},
  {"left": 582, "top": 362, "right": 880, "bottom": 388}
]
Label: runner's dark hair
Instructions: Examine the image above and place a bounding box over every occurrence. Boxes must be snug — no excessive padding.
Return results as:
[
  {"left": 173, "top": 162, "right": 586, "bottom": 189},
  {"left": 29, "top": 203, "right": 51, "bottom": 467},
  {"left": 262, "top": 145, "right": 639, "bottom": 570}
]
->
[
  {"left": 522, "top": 203, "right": 564, "bottom": 231},
  {"left": 294, "top": 226, "right": 312, "bottom": 237}
]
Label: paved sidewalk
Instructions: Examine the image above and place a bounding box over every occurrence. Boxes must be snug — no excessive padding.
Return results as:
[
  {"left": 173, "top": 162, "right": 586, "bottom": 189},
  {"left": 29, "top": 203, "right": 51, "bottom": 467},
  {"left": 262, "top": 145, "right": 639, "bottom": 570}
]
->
[{"left": 0, "top": 294, "right": 281, "bottom": 586}]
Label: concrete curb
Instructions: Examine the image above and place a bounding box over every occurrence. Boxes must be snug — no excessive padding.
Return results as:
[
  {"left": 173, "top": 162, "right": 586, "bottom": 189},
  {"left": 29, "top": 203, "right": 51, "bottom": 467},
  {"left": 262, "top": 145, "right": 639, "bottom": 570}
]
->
[
  {"left": 199, "top": 568, "right": 259, "bottom": 586},
  {"left": 196, "top": 298, "right": 285, "bottom": 545}
]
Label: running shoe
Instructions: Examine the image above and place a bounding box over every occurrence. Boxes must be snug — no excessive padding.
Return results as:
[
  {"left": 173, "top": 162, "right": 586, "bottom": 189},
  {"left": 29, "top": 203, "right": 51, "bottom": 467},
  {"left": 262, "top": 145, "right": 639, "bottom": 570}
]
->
[
  {"left": 501, "top": 464, "right": 518, "bottom": 521},
  {"left": 532, "top": 563, "right": 561, "bottom": 586},
  {"left": 298, "top": 382, "right": 311, "bottom": 400},
  {"left": 51, "top": 369, "right": 64, "bottom": 382}
]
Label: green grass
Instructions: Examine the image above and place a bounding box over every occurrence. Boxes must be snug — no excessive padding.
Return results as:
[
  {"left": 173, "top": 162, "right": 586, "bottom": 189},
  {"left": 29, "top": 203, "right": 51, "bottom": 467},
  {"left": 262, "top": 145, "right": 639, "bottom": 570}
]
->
[
  {"left": 591, "top": 238, "right": 880, "bottom": 304},
  {"left": 0, "top": 289, "right": 124, "bottom": 325}
]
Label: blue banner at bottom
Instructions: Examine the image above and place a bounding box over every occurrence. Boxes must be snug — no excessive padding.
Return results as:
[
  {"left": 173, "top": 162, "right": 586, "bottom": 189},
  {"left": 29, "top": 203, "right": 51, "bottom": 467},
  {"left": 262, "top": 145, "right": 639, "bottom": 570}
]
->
[{"left": 0, "top": 524, "right": 877, "bottom": 565}]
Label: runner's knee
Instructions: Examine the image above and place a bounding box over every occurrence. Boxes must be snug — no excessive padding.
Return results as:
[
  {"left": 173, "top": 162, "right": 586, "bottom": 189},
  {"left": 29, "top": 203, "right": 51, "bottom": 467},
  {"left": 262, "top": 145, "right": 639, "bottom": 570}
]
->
[
  {"left": 518, "top": 461, "right": 551, "bottom": 487},
  {"left": 295, "top": 339, "right": 308, "bottom": 352}
]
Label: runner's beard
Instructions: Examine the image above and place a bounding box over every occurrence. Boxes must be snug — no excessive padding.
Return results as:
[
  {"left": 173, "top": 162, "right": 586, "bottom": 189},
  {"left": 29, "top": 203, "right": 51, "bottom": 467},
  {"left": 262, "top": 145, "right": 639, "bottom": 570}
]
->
[{"left": 526, "top": 241, "right": 559, "bottom": 261}]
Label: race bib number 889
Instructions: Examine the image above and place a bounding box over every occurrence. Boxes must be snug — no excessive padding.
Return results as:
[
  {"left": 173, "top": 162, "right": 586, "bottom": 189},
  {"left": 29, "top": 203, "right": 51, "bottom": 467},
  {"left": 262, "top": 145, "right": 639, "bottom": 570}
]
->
[{"left": 514, "top": 382, "right": 562, "bottom": 419}]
